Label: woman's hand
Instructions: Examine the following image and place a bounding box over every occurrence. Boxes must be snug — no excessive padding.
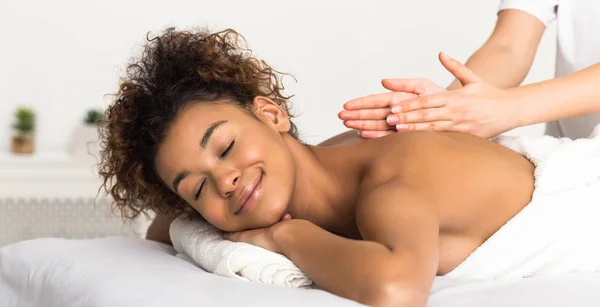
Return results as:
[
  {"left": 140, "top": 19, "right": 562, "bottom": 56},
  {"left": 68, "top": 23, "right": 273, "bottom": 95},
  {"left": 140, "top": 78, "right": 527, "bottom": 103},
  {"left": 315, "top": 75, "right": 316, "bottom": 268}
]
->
[
  {"left": 340, "top": 52, "right": 521, "bottom": 138},
  {"left": 224, "top": 213, "right": 292, "bottom": 254}
]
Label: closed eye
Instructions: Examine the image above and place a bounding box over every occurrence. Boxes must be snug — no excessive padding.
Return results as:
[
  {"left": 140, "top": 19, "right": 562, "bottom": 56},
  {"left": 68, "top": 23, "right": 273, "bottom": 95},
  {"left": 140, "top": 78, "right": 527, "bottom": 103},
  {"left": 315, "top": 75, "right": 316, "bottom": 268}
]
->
[
  {"left": 194, "top": 179, "right": 206, "bottom": 200},
  {"left": 220, "top": 140, "right": 235, "bottom": 158}
]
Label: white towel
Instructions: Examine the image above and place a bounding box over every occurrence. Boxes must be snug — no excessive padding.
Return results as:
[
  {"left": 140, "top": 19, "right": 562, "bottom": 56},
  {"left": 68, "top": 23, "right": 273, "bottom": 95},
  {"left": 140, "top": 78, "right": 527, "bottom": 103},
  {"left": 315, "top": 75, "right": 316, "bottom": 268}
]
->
[
  {"left": 169, "top": 215, "right": 313, "bottom": 288},
  {"left": 444, "top": 126, "right": 600, "bottom": 280}
]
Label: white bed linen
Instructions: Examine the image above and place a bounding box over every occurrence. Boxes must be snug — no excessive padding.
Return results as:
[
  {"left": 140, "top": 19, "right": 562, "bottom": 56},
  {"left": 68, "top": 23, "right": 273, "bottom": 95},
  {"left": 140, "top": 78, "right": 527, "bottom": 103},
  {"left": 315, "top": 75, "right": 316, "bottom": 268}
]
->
[{"left": 1, "top": 237, "right": 600, "bottom": 307}]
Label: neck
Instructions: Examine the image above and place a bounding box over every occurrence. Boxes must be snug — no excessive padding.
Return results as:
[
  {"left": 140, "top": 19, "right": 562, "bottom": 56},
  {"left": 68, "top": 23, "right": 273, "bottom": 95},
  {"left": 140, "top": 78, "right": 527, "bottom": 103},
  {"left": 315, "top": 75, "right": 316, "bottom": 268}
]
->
[{"left": 283, "top": 135, "right": 361, "bottom": 236}]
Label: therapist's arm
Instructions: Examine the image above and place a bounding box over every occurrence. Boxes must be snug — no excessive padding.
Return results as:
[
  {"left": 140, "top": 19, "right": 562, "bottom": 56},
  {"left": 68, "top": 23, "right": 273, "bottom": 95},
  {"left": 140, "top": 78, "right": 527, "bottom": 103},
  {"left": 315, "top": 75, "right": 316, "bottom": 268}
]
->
[
  {"left": 511, "top": 62, "right": 600, "bottom": 126},
  {"left": 447, "top": 9, "right": 546, "bottom": 90},
  {"left": 384, "top": 57, "right": 600, "bottom": 138},
  {"left": 340, "top": 9, "right": 548, "bottom": 137}
]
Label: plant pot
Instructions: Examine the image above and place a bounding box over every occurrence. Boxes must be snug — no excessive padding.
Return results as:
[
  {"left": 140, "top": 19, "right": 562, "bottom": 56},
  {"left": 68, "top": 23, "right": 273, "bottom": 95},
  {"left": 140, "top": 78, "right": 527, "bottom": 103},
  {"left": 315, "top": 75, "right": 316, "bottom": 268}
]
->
[
  {"left": 68, "top": 124, "right": 100, "bottom": 158},
  {"left": 11, "top": 134, "right": 34, "bottom": 154}
]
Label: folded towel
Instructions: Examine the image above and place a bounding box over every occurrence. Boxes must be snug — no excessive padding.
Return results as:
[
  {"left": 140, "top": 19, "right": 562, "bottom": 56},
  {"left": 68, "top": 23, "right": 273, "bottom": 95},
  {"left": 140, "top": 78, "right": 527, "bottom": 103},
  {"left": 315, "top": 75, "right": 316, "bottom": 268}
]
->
[
  {"left": 169, "top": 215, "right": 313, "bottom": 288},
  {"left": 444, "top": 126, "right": 600, "bottom": 280}
]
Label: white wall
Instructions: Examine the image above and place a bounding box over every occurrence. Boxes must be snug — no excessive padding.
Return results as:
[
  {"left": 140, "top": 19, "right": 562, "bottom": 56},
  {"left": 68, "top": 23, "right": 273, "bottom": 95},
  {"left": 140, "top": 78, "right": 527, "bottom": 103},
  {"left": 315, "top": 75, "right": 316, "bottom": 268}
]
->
[{"left": 0, "top": 0, "right": 557, "bottom": 152}]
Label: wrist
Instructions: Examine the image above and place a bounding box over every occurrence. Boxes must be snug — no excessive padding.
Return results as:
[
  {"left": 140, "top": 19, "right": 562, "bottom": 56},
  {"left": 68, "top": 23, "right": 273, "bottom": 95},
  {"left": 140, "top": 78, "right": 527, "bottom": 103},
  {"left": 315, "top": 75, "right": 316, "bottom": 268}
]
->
[
  {"left": 503, "top": 87, "right": 532, "bottom": 130},
  {"left": 271, "top": 219, "right": 312, "bottom": 255}
]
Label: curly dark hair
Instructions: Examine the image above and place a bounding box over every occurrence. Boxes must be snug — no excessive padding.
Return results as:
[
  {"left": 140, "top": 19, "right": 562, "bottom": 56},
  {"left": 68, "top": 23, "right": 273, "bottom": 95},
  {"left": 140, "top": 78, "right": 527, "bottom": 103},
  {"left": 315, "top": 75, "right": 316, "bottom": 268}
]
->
[{"left": 98, "top": 27, "right": 298, "bottom": 220}]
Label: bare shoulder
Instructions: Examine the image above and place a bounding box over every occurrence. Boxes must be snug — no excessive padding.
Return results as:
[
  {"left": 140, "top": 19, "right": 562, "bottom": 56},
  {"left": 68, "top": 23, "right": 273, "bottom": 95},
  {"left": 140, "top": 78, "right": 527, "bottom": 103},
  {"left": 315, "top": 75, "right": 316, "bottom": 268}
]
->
[
  {"left": 350, "top": 133, "right": 448, "bottom": 249},
  {"left": 318, "top": 130, "right": 367, "bottom": 146},
  {"left": 357, "top": 130, "right": 526, "bottom": 192},
  {"left": 358, "top": 131, "right": 448, "bottom": 186}
]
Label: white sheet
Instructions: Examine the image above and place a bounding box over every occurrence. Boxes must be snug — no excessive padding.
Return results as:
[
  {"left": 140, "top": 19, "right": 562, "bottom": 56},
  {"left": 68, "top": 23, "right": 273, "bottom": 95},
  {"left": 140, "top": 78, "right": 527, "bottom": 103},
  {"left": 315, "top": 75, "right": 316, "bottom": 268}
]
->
[
  {"left": 0, "top": 237, "right": 358, "bottom": 307},
  {"left": 445, "top": 128, "right": 600, "bottom": 279},
  {"left": 1, "top": 237, "right": 600, "bottom": 307}
]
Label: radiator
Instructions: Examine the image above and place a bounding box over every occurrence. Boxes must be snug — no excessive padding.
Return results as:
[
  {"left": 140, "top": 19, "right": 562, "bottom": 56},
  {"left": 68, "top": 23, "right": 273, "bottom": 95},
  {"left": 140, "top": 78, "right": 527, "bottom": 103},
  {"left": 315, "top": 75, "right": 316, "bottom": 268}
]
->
[{"left": 0, "top": 197, "right": 150, "bottom": 247}]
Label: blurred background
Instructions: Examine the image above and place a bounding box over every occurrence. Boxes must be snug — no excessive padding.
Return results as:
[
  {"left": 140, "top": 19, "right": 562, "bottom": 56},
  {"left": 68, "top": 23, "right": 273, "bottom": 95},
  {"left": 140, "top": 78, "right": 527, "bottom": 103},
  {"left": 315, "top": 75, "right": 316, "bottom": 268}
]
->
[{"left": 0, "top": 0, "right": 557, "bottom": 246}]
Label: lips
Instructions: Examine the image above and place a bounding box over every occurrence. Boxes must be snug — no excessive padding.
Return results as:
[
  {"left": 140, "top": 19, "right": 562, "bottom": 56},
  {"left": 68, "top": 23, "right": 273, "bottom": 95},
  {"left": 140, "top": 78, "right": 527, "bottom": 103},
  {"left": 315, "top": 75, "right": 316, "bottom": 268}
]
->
[{"left": 234, "top": 172, "right": 263, "bottom": 215}]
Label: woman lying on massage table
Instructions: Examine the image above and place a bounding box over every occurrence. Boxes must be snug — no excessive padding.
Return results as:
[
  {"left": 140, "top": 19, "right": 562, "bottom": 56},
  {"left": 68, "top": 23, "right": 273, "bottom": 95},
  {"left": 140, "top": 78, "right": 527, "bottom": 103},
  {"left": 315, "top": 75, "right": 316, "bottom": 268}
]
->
[{"left": 99, "top": 27, "right": 541, "bottom": 307}]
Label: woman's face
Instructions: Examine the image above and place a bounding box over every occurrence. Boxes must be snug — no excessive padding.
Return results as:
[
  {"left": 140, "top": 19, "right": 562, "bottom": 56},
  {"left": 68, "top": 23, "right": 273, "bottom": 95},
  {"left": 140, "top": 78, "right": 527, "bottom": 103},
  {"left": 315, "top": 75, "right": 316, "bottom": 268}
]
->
[{"left": 155, "top": 98, "right": 296, "bottom": 232}]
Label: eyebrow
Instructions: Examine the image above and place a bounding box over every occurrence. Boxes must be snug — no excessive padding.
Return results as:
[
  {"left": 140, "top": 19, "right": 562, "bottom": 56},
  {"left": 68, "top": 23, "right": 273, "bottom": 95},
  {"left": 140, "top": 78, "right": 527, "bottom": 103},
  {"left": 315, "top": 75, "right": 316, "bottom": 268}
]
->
[
  {"left": 172, "top": 170, "right": 190, "bottom": 195},
  {"left": 171, "top": 120, "right": 228, "bottom": 194},
  {"left": 201, "top": 120, "right": 227, "bottom": 149}
]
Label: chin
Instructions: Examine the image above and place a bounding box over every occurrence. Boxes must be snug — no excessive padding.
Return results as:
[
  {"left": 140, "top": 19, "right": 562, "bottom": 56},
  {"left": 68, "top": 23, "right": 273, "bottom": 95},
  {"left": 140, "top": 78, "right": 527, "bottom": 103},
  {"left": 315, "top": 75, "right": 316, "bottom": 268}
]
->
[
  {"left": 244, "top": 172, "right": 293, "bottom": 229},
  {"left": 251, "top": 200, "right": 288, "bottom": 228}
]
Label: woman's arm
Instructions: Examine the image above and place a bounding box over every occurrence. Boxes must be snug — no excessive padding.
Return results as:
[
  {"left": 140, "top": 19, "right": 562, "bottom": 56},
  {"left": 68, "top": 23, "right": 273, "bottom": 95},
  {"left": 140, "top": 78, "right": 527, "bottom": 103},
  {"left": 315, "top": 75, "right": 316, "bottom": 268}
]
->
[
  {"left": 145, "top": 211, "right": 179, "bottom": 244},
  {"left": 272, "top": 183, "right": 438, "bottom": 307}
]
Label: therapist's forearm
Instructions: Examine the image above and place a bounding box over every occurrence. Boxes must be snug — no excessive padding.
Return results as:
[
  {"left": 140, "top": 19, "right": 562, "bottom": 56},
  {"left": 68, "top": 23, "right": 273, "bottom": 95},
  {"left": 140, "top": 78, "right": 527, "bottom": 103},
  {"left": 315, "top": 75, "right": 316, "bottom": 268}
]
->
[
  {"left": 510, "top": 62, "right": 600, "bottom": 126},
  {"left": 447, "top": 43, "right": 533, "bottom": 90}
]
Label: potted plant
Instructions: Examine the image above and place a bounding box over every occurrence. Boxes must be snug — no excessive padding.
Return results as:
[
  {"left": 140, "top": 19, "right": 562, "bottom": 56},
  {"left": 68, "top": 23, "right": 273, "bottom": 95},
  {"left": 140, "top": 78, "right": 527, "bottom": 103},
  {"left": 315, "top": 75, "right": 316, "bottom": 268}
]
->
[
  {"left": 69, "top": 108, "right": 105, "bottom": 158},
  {"left": 11, "top": 107, "right": 36, "bottom": 154},
  {"left": 84, "top": 109, "right": 105, "bottom": 126}
]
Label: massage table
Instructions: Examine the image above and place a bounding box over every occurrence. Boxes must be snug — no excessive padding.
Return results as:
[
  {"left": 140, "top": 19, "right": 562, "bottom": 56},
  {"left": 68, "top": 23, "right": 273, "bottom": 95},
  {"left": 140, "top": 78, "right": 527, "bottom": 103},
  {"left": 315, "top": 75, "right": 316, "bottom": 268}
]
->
[{"left": 1, "top": 236, "right": 599, "bottom": 307}]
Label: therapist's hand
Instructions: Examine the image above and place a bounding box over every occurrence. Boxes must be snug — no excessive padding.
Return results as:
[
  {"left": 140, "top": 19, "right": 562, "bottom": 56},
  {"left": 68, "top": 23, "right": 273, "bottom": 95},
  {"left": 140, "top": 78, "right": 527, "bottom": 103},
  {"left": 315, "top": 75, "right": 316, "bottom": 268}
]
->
[
  {"left": 340, "top": 77, "right": 447, "bottom": 138},
  {"left": 340, "top": 52, "right": 519, "bottom": 138}
]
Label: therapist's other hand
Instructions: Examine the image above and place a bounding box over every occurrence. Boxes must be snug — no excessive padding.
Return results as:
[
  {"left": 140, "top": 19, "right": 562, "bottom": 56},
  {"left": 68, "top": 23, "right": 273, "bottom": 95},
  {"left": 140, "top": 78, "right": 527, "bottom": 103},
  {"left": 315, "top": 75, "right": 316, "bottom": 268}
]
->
[
  {"left": 339, "top": 78, "right": 446, "bottom": 138},
  {"left": 387, "top": 52, "right": 517, "bottom": 138}
]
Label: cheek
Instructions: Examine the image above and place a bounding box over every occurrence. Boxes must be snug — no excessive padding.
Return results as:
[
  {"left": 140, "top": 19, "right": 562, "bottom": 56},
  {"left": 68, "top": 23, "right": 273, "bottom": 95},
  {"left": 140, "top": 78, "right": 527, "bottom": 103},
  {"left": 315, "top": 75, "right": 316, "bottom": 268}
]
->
[
  {"left": 240, "top": 125, "right": 282, "bottom": 164},
  {"left": 242, "top": 141, "right": 266, "bottom": 163},
  {"left": 260, "top": 142, "right": 296, "bottom": 217},
  {"left": 190, "top": 196, "right": 232, "bottom": 231}
]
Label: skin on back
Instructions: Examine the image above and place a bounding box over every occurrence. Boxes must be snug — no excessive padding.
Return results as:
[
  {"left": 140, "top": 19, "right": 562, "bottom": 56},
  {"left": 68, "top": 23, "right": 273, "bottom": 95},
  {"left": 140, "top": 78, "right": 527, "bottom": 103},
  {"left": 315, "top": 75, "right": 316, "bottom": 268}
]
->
[{"left": 336, "top": 131, "right": 535, "bottom": 275}]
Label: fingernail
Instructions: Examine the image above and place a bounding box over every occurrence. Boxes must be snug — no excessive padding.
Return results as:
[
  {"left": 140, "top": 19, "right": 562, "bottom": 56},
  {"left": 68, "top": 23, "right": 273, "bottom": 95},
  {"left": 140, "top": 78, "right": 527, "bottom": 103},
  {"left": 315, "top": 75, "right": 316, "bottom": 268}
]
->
[
  {"left": 396, "top": 124, "right": 409, "bottom": 130},
  {"left": 387, "top": 115, "right": 399, "bottom": 125},
  {"left": 440, "top": 52, "right": 451, "bottom": 61},
  {"left": 391, "top": 105, "right": 402, "bottom": 113}
]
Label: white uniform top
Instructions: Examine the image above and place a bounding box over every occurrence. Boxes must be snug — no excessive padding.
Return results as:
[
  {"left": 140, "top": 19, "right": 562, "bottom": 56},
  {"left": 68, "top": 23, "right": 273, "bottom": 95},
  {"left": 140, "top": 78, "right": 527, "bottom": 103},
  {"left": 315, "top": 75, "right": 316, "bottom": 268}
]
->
[{"left": 499, "top": 0, "right": 600, "bottom": 139}]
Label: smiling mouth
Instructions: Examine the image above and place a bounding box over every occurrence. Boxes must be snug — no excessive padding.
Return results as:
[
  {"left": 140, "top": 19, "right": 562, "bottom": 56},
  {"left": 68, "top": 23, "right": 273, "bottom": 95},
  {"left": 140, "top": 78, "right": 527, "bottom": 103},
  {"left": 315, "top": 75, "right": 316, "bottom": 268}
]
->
[{"left": 235, "top": 172, "right": 263, "bottom": 215}]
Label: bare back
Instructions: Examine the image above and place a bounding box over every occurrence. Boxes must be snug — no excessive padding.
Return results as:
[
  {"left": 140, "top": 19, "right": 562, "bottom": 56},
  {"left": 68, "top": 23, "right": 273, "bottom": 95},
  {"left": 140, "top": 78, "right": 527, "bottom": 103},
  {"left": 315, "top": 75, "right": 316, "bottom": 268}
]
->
[{"left": 343, "top": 131, "right": 535, "bottom": 275}]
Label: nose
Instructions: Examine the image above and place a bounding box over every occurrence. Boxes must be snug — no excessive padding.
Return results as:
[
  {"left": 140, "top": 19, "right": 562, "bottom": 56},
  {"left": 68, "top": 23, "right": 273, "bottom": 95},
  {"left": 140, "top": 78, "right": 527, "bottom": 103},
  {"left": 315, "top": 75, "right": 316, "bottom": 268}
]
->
[{"left": 213, "top": 166, "right": 240, "bottom": 198}]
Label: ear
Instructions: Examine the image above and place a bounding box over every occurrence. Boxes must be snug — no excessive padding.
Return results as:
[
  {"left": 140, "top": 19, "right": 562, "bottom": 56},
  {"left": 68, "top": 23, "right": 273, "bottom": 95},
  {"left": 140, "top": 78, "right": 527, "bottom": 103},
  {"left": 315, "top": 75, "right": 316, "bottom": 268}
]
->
[{"left": 251, "top": 96, "right": 291, "bottom": 133}]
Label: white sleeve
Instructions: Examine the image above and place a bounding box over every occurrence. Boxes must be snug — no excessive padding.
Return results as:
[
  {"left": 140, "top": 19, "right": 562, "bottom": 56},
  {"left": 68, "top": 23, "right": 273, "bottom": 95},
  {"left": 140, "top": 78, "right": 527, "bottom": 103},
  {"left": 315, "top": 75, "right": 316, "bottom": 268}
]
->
[{"left": 498, "top": 0, "right": 558, "bottom": 27}]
